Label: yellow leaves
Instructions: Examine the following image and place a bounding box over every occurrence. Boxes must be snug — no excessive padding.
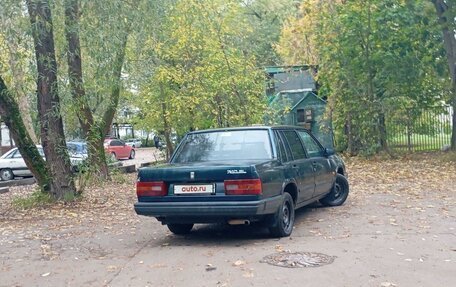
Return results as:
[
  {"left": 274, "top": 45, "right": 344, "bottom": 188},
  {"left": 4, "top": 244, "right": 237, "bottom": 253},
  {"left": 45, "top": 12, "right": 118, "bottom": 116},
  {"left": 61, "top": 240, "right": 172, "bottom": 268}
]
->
[{"left": 345, "top": 152, "right": 456, "bottom": 199}]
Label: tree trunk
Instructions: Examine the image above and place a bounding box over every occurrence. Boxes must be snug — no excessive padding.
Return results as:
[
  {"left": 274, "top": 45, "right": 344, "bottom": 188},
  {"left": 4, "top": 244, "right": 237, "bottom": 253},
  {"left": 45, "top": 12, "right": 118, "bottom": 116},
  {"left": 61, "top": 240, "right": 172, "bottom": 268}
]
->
[
  {"left": 27, "top": 0, "right": 76, "bottom": 200},
  {"left": 64, "top": 0, "right": 109, "bottom": 178},
  {"left": 378, "top": 112, "right": 388, "bottom": 150},
  {"left": 345, "top": 112, "right": 355, "bottom": 156},
  {"left": 0, "top": 76, "right": 50, "bottom": 191},
  {"left": 101, "top": 29, "right": 129, "bottom": 138},
  {"left": 86, "top": 126, "right": 109, "bottom": 178},
  {"left": 432, "top": 0, "right": 456, "bottom": 150},
  {"left": 159, "top": 84, "right": 174, "bottom": 158}
]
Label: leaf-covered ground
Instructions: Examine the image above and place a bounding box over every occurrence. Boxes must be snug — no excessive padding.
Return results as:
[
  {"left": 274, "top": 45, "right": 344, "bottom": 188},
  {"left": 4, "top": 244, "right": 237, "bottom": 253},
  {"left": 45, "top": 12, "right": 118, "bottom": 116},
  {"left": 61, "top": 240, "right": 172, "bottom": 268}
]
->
[
  {"left": 1, "top": 152, "right": 455, "bottom": 233},
  {"left": 0, "top": 174, "right": 139, "bottom": 239},
  {"left": 0, "top": 152, "right": 455, "bottom": 287}
]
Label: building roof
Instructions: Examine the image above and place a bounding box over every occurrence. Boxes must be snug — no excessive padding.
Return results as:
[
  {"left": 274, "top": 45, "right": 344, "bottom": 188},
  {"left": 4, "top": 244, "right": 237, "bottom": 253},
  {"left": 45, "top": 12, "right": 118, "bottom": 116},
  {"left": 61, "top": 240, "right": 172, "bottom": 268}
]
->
[
  {"left": 269, "top": 90, "right": 326, "bottom": 110},
  {"left": 265, "top": 65, "right": 317, "bottom": 74}
]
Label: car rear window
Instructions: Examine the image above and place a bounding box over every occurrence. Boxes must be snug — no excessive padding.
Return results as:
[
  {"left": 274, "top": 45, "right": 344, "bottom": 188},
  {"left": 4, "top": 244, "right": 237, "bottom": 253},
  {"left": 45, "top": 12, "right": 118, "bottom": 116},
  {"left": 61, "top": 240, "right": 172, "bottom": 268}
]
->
[
  {"left": 67, "top": 143, "right": 87, "bottom": 154},
  {"left": 172, "top": 130, "right": 272, "bottom": 163}
]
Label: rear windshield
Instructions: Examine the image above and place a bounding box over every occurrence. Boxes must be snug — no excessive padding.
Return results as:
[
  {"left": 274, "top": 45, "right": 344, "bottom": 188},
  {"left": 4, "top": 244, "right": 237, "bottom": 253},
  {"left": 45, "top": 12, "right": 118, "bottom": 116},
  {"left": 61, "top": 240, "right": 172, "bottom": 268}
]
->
[
  {"left": 172, "top": 130, "right": 272, "bottom": 163},
  {"left": 67, "top": 143, "right": 87, "bottom": 154}
]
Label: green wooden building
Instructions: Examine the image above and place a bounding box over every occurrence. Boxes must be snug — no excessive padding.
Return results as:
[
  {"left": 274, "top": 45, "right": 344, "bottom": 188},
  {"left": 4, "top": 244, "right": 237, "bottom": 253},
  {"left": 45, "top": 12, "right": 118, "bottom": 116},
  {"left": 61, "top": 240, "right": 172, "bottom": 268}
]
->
[{"left": 265, "top": 66, "right": 334, "bottom": 148}]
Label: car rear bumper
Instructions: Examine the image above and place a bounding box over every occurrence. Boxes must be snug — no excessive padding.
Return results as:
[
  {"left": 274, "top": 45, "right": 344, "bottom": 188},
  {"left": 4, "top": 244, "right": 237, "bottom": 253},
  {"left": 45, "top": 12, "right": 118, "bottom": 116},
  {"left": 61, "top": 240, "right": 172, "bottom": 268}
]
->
[{"left": 134, "top": 195, "right": 283, "bottom": 223}]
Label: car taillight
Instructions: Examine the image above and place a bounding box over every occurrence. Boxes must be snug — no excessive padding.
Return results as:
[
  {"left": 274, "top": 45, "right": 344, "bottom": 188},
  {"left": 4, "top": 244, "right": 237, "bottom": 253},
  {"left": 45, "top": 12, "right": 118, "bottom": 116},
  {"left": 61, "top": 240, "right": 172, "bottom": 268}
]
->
[
  {"left": 224, "top": 179, "right": 262, "bottom": 195},
  {"left": 136, "top": 181, "right": 167, "bottom": 197}
]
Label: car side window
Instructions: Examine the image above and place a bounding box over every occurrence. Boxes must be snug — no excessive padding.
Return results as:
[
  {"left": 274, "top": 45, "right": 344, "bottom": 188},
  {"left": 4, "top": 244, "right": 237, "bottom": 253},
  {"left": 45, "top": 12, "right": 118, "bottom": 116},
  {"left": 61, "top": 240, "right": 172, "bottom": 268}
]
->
[
  {"left": 4, "top": 150, "right": 14, "bottom": 158},
  {"left": 110, "top": 140, "right": 120, "bottom": 146},
  {"left": 282, "top": 130, "right": 306, "bottom": 160},
  {"left": 12, "top": 150, "right": 22, "bottom": 158},
  {"left": 38, "top": 148, "right": 45, "bottom": 157},
  {"left": 297, "top": 130, "right": 322, "bottom": 157},
  {"left": 274, "top": 131, "right": 289, "bottom": 162}
]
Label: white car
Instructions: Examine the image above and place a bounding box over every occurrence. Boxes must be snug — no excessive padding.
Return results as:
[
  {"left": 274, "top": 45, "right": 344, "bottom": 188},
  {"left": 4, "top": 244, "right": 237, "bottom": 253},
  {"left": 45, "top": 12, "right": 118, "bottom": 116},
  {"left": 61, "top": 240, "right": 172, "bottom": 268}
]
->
[
  {"left": 125, "top": 138, "right": 142, "bottom": 148},
  {"left": 0, "top": 146, "right": 45, "bottom": 181},
  {"left": 0, "top": 145, "right": 86, "bottom": 181}
]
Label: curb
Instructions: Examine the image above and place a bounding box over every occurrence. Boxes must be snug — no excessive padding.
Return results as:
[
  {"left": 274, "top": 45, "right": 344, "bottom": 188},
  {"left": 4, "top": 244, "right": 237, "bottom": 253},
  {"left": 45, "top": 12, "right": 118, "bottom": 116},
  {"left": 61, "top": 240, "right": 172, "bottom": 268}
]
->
[
  {"left": 0, "top": 178, "right": 36, "bottom": 188},
  {"left": 117, "top": 164, "right": 136, "bottom": 174}
]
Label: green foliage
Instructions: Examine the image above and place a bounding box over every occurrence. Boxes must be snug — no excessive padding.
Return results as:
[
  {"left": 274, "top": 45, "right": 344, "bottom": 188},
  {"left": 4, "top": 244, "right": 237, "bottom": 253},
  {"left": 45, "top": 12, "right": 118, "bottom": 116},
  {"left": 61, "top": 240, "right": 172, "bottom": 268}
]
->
[
  {"left": 240, "top": 0, "right": 299, "bottom": 66},
  {"left": 130, "top": 0, "right": 267, "bottom": 142},
  {"left": 0, "top": 0, "right": 39, "bottom": 141},
  {"left": 278, "top": 0, "right": 449, "bottom": 154},
  {"left": 52, "top": 0, "right": 137, "bottom": 138}
]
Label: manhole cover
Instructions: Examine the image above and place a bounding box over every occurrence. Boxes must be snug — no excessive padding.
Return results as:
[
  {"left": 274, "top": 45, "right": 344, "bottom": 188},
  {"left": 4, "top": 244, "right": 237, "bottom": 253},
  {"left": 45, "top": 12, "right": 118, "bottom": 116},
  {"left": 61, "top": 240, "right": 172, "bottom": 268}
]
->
[{"left": 261, "top": 251, "right": 336, "bottom": 268}]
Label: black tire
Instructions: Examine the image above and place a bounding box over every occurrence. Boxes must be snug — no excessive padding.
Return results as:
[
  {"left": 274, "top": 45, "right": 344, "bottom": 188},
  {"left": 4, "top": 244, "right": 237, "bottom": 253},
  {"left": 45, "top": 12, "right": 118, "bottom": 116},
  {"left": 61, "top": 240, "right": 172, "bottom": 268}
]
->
[
  {"left": 167, "top": 223, "right": 194, "bottom": 235},
  {"left": 269, "top": 193, "right": 295, "bottom": 238},
  {"left": 110, "top": 152, "right": 117, "bottom": 161},
  {"left": 0, "top": 169, "right": 14, "bottom": 181},
  {"left": 320, "top": 174, "right": 349, "bottom": 206},
  {"left": 129, "top": 150, "right": 135, "bottom": 159}
]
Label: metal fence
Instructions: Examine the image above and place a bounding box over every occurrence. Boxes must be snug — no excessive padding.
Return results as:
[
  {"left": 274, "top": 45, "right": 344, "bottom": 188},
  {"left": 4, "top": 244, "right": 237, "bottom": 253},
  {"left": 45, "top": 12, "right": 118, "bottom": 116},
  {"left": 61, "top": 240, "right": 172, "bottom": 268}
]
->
[{"left": 386, "top": 105, "right": 453, "bottom": 152}]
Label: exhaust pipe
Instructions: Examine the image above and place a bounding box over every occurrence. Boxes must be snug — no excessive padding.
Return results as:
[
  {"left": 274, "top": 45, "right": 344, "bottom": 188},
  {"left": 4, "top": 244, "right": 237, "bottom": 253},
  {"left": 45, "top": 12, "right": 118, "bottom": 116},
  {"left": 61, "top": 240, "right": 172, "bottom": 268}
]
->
[{"left": 228, "top": 219, "right": 250, "bottom": 225}]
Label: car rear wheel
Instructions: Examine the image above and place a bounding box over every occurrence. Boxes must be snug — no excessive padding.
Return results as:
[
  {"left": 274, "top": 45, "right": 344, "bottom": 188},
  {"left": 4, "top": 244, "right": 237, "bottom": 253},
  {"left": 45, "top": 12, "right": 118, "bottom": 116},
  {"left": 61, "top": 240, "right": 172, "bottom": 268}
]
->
[
  {"left": 129, "top": 150, "right": 135, "bottom": 159},
  {"left": 0, "top": 168, "right": 14, "bottom": 181},
  {"left": 269, "top": 193, "right": 295, "bottom": 238},
  {"left": 320, "top": 174, "right": 349, "bottom": 206},
  {"left": 167, "top": 223, "right": 194, "bottom": 235},
  {"left": 110, "top": 152, "right": 117, "bottom": 161}
]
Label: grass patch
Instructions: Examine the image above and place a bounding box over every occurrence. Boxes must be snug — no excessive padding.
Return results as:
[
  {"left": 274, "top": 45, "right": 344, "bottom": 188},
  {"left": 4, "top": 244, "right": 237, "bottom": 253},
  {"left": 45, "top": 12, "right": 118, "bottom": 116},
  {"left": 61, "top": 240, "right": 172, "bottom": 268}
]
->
[
  {"left": 388, "top": 133, "right": 451, "bottom": 151},
  {"left": 12, "top": 190, "right": 55, "bottom": 209},
  {"left": 109, "top": 170, "right": 132, "bottom": 185}
]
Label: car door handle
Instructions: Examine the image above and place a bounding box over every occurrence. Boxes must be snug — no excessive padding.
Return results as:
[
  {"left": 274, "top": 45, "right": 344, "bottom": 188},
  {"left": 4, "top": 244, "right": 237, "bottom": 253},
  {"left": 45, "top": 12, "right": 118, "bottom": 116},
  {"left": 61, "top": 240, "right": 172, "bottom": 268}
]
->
[{"left": 292, "top": 164, "right": 298, "bottom": 169}]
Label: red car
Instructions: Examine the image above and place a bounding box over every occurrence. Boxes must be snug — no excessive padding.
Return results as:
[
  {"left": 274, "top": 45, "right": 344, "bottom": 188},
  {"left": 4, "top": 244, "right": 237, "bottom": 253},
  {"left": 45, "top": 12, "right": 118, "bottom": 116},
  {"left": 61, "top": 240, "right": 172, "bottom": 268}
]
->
[{"left": 104, "top": 139, "right": 135, "bottom": 160}]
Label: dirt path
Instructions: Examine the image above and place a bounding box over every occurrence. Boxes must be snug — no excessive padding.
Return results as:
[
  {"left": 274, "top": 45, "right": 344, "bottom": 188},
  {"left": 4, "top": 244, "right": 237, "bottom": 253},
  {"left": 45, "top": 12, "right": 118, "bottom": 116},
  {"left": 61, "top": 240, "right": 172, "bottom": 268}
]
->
[{"left": 1, "top": 153, "right": 455, "bottom": 287}]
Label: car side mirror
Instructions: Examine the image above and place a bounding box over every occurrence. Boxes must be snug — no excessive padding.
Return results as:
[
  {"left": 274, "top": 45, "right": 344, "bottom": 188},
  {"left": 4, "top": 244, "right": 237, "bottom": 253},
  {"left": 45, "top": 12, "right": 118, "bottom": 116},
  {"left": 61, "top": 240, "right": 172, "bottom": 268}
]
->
[{"left": 324, "top": 148, "right": 335, "bottom": 156}]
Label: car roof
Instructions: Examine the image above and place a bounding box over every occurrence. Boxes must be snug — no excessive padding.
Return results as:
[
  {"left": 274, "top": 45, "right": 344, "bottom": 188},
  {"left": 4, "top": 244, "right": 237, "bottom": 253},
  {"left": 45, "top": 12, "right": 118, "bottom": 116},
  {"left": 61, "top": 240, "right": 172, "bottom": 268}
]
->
[
  {"left": 186, "top": 125, "right": 310, "bottom": 135},
  {"left": 0, "top": 145, "right": 43, "bottom": 159},
  {"left": 67, "top": 141, "right": 86, "bottom": 145}
]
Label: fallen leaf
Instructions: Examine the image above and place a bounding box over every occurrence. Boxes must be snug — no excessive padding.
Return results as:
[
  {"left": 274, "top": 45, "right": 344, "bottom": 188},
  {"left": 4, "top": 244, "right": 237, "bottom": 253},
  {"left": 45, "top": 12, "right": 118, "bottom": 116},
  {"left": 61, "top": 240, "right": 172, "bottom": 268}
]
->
[
  {"left": 233, "top": 260, "right": 245, "bottom": 267},
  {"left": 206, "top": 263, "right": 217, "bottom": 271},
  {"left": 106, "top": 265, "right": 118, "bottom": 272}
]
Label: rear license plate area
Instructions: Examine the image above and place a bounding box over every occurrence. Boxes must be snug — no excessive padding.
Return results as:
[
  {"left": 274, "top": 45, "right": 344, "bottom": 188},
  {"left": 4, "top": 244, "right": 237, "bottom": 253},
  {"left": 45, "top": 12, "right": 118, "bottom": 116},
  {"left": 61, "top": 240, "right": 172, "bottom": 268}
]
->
[{"left": 174, "top": 184, "right": 215, "bottom": 195}]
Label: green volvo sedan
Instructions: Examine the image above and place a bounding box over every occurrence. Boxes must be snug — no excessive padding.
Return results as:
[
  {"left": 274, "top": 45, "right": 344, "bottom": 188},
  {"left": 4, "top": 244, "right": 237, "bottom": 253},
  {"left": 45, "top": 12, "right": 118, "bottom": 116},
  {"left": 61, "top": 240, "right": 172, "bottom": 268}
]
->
[{"left": 134, "top": 126, "right": 349, "bottom": 237}]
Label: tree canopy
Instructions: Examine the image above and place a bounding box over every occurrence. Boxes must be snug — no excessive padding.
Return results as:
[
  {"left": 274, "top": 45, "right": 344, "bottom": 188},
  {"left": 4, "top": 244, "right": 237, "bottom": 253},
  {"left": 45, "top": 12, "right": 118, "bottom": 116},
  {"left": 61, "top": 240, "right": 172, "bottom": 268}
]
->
[{"left": 0, "top": 0, "right": 455, "bottom": 201}]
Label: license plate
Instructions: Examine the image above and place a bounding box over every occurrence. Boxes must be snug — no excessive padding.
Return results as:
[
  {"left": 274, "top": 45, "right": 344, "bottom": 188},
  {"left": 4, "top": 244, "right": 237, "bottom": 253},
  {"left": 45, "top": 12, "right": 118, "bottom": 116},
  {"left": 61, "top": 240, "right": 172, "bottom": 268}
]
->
[{"left": 174, "top": 184, "right": 214, "bottom": 195}]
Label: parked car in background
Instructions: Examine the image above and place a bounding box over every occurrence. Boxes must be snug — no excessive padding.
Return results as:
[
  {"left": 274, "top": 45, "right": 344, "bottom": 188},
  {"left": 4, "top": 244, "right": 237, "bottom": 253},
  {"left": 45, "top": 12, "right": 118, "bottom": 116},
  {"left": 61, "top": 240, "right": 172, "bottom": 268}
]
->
[
  {"left": 0, "top": 146, "right": 45, "bottom": 181},
  {"left": 0, "top": 144, "right": 87, "bottom": 181},
  {"left": 66, "top": 141, "right": 89, "bottom": 172},
  {"left": 104, "top": 139, "right": 135, "bottom": 160},
  {"left": 125, "top": 138, "right": 142, "bottom": 148},
  {"left": 134, "top": 126, "right": 349, "bottom": 237}
]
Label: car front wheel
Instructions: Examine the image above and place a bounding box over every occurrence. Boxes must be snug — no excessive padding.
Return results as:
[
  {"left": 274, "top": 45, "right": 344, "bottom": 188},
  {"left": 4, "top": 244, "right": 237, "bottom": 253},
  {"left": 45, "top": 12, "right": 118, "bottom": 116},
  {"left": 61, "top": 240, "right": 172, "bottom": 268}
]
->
[
  {"left": 269, "top": 193, "right": 295, "bottom": 238},
  {"left": 320, "top": 174, "right": 349, "bottom": 206},
  {"left": 167, "top": 223, "right": 194, "bottom": 235},
  {"left": 129, "top": 150, "right": 135, "bottom": 159},
  {"left": 0, "top": 168, "right": 14, "bottom": 181}
]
